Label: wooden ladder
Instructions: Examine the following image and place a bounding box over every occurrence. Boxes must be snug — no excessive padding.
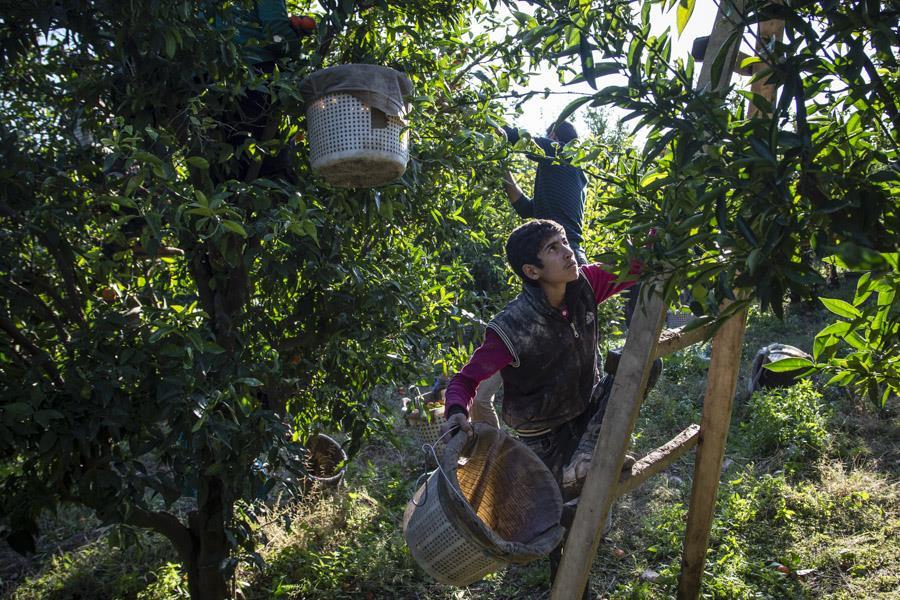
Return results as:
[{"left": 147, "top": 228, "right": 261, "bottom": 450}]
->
[
  {"left": 551, "top": 1, "right": 788, "bottom": 596},
  {"left": 550, "top": 279, "right": 748, "bottom": 599}
]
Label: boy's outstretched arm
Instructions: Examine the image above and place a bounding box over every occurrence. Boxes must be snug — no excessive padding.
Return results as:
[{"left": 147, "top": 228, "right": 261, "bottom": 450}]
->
[{"left": 582, "top": 258, "right": 644, "bottom": 303}]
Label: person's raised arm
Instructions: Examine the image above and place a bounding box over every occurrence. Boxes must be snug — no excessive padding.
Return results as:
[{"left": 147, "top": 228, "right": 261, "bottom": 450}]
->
[{"left": 502, "top": 170, "right": 535, "bottom": 218}]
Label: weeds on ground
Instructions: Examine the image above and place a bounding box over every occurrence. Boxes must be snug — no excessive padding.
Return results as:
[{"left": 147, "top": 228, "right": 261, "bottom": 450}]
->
[{"left": 3, "top": 278, "right": 898, "bottom": 599}]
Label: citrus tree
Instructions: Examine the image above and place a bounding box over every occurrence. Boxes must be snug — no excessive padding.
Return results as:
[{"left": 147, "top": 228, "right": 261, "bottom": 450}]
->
[
  {"left": 499, "top": 0, "right": 897, "bottom": 399},
  {"left": 0, "top": 1, "right": 528, "bottom": 597}
]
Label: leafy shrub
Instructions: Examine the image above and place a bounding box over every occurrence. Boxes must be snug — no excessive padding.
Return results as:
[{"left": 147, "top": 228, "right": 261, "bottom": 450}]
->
[{"left": 742, "top": 380, "right": 830, "bottom": 463}]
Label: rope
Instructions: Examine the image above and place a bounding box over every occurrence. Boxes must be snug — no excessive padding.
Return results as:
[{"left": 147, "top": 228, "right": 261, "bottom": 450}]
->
[{"left": 411, "top": 428, "right": 477, "bottom": 507}]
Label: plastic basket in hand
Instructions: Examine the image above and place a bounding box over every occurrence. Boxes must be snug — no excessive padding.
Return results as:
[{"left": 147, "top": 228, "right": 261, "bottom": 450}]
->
[{"left": 402, "top": 424, "right": 564, "bottom": 586}]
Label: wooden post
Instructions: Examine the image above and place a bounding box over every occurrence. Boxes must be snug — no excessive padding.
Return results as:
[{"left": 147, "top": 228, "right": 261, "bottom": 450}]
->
[
  {"left": 697, "top": 0, "right": 748, "bottom": 92},
  {"left": 676, "top": 303, "right": 748, "bottom": 599},
  {"left": 550, "top": 283, "right": 668, "bottom": 600},
  {"left": 747, "top": 1, "right": 785, "bottom": 118}
]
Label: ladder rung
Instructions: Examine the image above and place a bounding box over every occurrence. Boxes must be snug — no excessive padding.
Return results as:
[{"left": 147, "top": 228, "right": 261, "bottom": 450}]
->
[
  {"left": 616, "top": 423, "right": 701, "bottom": 497},
  {"left": 654, "top": 324, "right": 714, "bottom": 359},
  {"left": 561, "top": 423, "right": 701, "bottom": 523}
]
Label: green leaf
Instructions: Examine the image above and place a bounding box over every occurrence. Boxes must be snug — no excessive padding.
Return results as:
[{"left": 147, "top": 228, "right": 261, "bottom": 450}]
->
[
  {"left": 747, "top": 248, "right": 762, "bottom": 275},
  {"left": 222, "top": 220, "right": 247, "bottom": 238},
  {"left": 854, "top": 271, "right": 872, "bottom": 306},
  {"left": 813, "top": 334, "right": 839, "bottom": 361},
  {"left": 735, "top": 215, "right": 758, "bottom": 246},
  {"left": 186, "top": 156, "right": 209, "bottom": 170},
  {"left": 33, "top": 410, "right": 64, "bottom": 428},
  {"left": 825, "top": 372, "right": 854, "bottom": 386},
  {"left": 844, "top": 332, "right": 867, "bottom": 350},
  {"left": 709, "top": 29, "right": 741, "bottom": 90},
  {"left": 555, "top": 96, "right": 592, "bottom": 128},
  {"left": 748, "top": 138, "right": 776, "bottom": 163},
  {"left": 578, "top": 34, "right": 596, "bottom": 89},
  {"left": 148, "top": 325, "right": 177, "bottom": 343},
  {"left": 640, "top": 171, "right": 667, "bottom": 188},
  {"left": 2, "top": 402, "right": 33, "bottom": 420},
  {"left": 303, "top": 220, "right": 318, "bottom": 244},
  {"left": 816, "top": 321, "right": 851, "bottom": 338},
  {"left": 764, "top": 357, "right": 814, "bottom": 372},
  {"left": 820, "top": 297, "right": 862, "bottom": 319},
  {"left": 676, "top": 0, "right": 696, "bottom": 35},
  {"left": 163, "top": 31, "right": 176, "bottom": 59}
]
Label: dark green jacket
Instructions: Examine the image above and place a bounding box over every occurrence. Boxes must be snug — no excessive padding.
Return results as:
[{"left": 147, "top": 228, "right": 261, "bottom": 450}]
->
[{"left": 217, "top": 0, "right": 296, "bottom": 65}]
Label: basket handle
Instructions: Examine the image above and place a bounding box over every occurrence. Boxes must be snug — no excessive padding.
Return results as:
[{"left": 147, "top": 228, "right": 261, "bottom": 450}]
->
[{"left": 412, "top": 427, "right": 478, "bottom": 510}]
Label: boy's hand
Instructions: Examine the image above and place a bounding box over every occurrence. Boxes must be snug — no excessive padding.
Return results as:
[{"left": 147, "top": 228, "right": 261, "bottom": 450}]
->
[{"left": 441, "top": 412, "right": 473, "bottom": 440}]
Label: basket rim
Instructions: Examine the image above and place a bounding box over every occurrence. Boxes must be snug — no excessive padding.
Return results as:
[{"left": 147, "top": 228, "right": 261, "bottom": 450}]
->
[{"left": 306, "top": 433, "right": 348, "bottom": 483}]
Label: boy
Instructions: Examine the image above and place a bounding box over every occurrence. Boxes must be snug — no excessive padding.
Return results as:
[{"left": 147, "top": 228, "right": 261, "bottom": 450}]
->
[
  {"left": 441, "top": 219, "right": 658, "bottom": 492},
  {"left": 442, "top": 219, "right": 656, "bottom": 591}
]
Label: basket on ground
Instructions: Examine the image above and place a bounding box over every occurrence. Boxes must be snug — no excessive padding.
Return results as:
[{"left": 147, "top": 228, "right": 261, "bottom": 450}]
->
[
  {"left": 304, "top": 433, "right": 347, "bottom": 488},
  {"left": 402, "top": 423, "right": 564, "bottom": 586},
  {"left": 299, "top": 64, "right": 413, "bottom": 188},
  {"left": 402, "top": 386, "right": 447, "bottom": 453},
  {"left": 406, "top": 405, "right": 446, "bottom": 447}
]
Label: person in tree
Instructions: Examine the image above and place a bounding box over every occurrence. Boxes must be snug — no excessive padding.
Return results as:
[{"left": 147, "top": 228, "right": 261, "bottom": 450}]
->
[
  {"left": 441, "top": 219, "right": 659, "bottom": 590},
  {"left": 499, "top": 120, "right": 643, "bottom": 327},
  {"left": 499, "top": 122, "right": 590, "bottom": 265},
  {"left": 215, "top": 0, "right": 314, "bottom": 183},
  {"left": 102, "top": 1, "right": 312, "bottom": 260}
]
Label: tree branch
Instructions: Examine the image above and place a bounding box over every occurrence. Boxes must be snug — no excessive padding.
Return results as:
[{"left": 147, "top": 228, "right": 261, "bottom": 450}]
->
[
  {"left": 125, "top": 507, "right": 195, "bottom": 564},
  {"left": 0, "top": 313, "right": 64, "bottom": 387},
  {"left": 5, "top": 279, "right": 71, "bottom": 346}
]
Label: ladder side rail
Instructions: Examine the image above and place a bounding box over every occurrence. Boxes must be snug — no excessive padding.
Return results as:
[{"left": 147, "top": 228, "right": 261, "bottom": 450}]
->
[{"left": 550, "top": 281, "right": 668, "bottom": 600}]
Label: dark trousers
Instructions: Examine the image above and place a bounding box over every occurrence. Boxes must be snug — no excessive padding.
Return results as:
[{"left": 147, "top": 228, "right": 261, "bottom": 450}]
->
[{"left": 518, "top": 376, "right": 614, "bottom": 600}]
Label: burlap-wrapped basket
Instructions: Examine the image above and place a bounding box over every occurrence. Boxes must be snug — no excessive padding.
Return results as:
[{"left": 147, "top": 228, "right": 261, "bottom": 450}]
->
[
  {"left": 402, "top": 423, "right": 564, "bottom": 586},
  {"left": 299, "top": 64, "right": 412, "bottom": 188}
]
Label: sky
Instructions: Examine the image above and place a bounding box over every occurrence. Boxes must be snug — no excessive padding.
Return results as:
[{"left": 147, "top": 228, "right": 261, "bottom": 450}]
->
[{"left": 502, "top": 0, "right": 723, "bottom": 137}]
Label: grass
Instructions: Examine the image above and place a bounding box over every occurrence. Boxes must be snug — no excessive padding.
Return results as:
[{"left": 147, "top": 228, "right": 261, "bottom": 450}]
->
[{"left": 2, "top": 279, "right": 898, "bottom": 599}]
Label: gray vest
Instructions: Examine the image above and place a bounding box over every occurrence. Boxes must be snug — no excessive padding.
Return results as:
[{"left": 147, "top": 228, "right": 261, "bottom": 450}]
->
[{"left": 488, "top": 274, "right": 599, "bottom": 430}]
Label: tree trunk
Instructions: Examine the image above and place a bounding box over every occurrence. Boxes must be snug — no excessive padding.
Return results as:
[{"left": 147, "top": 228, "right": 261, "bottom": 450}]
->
[{"left": 187, "top": 474, "right": 230, "bottom": 600}]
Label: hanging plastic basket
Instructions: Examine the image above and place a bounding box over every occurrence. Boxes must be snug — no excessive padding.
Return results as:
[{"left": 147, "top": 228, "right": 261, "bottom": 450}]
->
[
  {"left": 300, "top": 64, "right": 412, "bottom": 188},
  {"left": 666, "top": 309, "right": 694, "bottom": 329},
  {"left": 402, "top": 424, "right": 564, "bottom": 586}
]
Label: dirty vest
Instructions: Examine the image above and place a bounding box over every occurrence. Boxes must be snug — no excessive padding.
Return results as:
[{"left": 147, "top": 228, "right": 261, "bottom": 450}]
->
[{"left": 487, "top": 275, "right": 599, "bottom": 431}]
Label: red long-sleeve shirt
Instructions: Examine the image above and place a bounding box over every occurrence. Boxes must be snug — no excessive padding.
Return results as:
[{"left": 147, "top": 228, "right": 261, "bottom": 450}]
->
[{"left": 444, "top": 262, "right": 640, "bottom": 418}]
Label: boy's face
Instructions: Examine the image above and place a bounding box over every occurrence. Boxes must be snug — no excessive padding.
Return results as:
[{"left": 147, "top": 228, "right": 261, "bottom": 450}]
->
[{"left": 523, "top": 233, "right": 578, "bottom": 285}]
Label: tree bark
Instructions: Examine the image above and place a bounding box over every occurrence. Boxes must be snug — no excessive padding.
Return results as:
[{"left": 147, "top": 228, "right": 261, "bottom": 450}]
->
[{"left": 187, "top": 474, "right": 230, "bottom": 600}]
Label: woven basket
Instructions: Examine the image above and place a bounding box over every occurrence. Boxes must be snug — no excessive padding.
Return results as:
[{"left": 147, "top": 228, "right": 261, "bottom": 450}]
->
[
  {"left": 407, "top": 406, "right": 447, "bottom": 448},
  {"left": 305, "top": 93, "right": 408, "bottom": 188},
  {"left": 402, "top": 424, "right": 564, "bottom": 586},
  {"left": 304, "top": 433, "right": 347, "bottom": 488}
]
